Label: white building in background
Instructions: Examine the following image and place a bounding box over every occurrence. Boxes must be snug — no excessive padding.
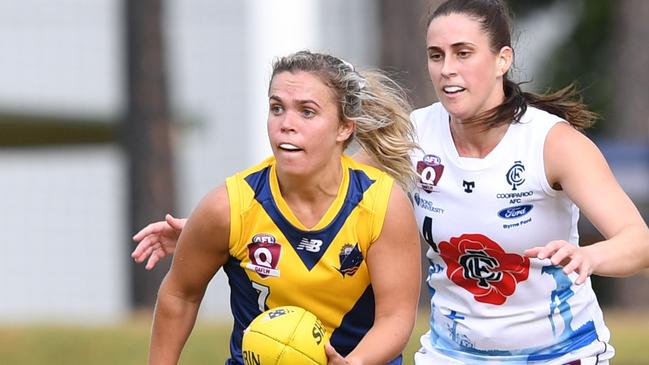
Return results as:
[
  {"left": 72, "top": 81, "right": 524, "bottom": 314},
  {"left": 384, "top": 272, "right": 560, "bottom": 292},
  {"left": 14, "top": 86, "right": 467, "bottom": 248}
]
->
[{"left": 0, "top": 0, "right": 379, "bottom": 323}]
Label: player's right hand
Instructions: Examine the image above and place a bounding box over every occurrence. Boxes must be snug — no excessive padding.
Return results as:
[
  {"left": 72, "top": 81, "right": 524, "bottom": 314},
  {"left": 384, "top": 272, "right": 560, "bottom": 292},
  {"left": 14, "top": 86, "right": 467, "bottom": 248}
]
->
[
  {"left": 325, "top": 343, "right": 362, "bottom": 365},
  {"left": 131, "top": 214, "right": 187, "bottom": 270}
]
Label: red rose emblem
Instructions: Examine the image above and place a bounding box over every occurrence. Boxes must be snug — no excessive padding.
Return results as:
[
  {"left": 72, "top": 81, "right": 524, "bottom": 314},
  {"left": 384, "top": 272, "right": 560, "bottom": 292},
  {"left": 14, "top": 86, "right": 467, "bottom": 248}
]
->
[{"left": 439, "top": 233, "right": 530, "bottom": 305}]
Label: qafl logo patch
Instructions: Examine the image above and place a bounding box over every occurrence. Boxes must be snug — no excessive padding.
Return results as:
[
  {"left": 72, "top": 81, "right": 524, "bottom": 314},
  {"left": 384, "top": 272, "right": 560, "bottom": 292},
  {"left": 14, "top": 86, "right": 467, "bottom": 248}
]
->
[
  {"left": 417, "top": 154, "right": 444, "bottom": 193},
  {"left": 246, "top": 233, "right": 281, "bottom": 278},
  {"left": 336, "top": 243, "right": 364, "bottom": 277}
]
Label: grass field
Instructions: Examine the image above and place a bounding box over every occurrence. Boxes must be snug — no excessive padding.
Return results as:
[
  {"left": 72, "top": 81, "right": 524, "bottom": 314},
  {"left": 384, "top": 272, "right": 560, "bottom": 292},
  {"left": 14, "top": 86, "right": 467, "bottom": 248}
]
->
[{"left": 0, "top": 309, "right": 646, "bottom": 364}]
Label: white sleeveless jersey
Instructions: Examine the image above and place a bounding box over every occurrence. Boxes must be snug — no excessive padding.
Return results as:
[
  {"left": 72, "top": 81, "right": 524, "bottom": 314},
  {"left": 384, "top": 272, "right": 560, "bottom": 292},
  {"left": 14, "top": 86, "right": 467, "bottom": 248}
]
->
[{"left": 410, "top": 103, "right": 612, "bottom": 364}]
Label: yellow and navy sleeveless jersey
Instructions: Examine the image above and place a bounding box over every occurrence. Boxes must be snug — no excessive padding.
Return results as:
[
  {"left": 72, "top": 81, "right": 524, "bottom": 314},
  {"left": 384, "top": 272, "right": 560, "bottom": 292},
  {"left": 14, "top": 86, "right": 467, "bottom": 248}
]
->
[{"left": 222, "top": 155, "right": 395, "bottom": 365}]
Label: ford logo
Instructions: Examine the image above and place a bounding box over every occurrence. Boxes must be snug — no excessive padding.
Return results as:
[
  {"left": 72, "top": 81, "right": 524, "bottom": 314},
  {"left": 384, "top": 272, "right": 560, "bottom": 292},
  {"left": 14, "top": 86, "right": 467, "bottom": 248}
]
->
[{"left": 498, "top": 204, "right": 533, "bottom": 219}]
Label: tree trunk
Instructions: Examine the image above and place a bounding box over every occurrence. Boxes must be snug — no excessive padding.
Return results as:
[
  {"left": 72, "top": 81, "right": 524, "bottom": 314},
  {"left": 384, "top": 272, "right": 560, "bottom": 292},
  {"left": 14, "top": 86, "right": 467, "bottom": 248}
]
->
[
  {"left": 379, "top": 0, "right": 440, "bottom": 108},
  {"left": 379, "top": 0, "right": 442, "bottom": 308},
  {"left": 122, "top": 0, "right": 175, "bottom": 309}
]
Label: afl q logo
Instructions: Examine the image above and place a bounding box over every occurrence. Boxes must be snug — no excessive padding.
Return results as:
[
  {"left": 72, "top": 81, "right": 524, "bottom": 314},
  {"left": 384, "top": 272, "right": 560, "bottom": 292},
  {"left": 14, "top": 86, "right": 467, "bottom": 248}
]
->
[
  {"left": 506, "top": 161, "right": 525, "bottom": 191},
  {"left": 247, "top": 233, "right": 282, "bottom": 278},
  {"left": 416, "top": 154, "right": 444, "bottom": 193}
]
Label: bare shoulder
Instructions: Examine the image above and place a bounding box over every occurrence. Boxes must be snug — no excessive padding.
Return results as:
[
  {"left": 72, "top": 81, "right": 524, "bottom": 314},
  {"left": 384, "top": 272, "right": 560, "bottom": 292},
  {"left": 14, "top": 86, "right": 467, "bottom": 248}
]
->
[
  {"left": 386, "top": 182, "right": 412, "bottom": 211},
  {"left": 171, "top": 183, "right": 231, "bottom": 274},
  {"left": 175, "top": 183, "right": 231, "bottom": 257},
  {"left": 168, "top": 183, "right": 231, "bottom": 291},
  {"left": 545, "top": 122, "right": 595, "bottom": 150},
  {"left": 544, "top": 122, "right": 605, "bottom": 187},
  {"left": 189, "top": 183, "right": 231, "bottom": 234},
  {"left": 381, "top": 183, "right": 418, "bottom": 239}
]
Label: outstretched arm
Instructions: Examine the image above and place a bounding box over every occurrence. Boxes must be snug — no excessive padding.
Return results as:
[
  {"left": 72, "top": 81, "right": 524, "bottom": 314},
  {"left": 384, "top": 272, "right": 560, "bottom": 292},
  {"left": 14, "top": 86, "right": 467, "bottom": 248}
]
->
[
  {"left": 340, "top": 183, "right": 421, "bottom": 365},
  {"left": 149, "top": 185, "right": 230, "bottom": 364},
  {"left": 525, "top": 123, "right": 649, "bottom": 284},
  {"left": 131, "top": 214, "right": 187, "bottom": 270}
]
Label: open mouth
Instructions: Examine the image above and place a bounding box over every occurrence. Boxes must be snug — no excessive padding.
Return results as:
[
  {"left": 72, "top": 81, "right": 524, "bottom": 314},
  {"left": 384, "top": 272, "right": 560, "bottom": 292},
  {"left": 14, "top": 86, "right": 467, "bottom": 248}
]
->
[
  {"left": 443, "top": 85, "right": 466, "bottom": 95},
  {"left": 279, "top": 143, "right": 303, "bottom": 152}
]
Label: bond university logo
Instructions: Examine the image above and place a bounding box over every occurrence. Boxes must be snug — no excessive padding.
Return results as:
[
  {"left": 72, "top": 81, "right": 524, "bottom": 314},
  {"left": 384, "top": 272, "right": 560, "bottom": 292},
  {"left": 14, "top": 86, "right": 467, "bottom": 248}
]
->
[
  {"left": 246, "top": 233, "right": 282, "bottom": 278},
  {"left": 413, "top": 192, "right": 445, "bottom": 214},
  {"left": 336, "top": 243, "right": 364, "bottom": 277},
  {"left": 439, "top": 233, "right": 530, "bottom": 305},
  {"left": 417, "top": 154, "right": 444, "bottom": 193},
  {"left": 506, "top": 161, "right": 525, "bottom": 191}
]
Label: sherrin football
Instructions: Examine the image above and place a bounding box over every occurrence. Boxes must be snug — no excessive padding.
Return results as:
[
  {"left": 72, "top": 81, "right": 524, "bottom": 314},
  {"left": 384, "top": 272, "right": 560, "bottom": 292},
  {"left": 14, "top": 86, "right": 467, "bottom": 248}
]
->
[{"left": 242, "top": 306, "right": 328, "bottom": 365}]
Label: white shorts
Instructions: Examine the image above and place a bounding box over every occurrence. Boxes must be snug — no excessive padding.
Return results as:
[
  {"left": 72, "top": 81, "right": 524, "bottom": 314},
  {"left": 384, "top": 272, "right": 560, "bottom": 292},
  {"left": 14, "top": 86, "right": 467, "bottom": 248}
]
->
[{"left": 413, "top": 331, "right": 614, "bottom": 365}]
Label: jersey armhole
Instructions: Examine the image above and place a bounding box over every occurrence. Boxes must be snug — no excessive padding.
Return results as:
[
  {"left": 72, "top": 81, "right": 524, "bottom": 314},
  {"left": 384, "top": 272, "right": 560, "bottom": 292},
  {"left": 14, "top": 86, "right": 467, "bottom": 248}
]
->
[
  {"left": 225, "top": 175, "right": 243, "bottom": 249},
  {"left": 369, "top": 176, "right": 394, "bottom": 244},
  {"left": 539, "top": 120, "right": 567, "bottom": 197}
]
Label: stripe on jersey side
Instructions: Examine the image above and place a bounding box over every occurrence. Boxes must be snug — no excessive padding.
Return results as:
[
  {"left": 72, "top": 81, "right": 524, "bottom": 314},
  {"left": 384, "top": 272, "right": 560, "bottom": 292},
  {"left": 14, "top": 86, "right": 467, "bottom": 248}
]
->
[
  {"left": 223, "top": 256, "right": 264, "bottom": 365},
  {"left": 329, "top": 285, "right": 375, "bottom": 357}
]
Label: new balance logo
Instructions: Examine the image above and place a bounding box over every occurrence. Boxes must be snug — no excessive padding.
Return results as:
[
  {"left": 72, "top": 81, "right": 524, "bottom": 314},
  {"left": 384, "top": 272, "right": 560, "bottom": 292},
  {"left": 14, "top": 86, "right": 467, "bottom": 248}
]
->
[{"left": 297, "top": 238, "right": 323, "bottom": 252}]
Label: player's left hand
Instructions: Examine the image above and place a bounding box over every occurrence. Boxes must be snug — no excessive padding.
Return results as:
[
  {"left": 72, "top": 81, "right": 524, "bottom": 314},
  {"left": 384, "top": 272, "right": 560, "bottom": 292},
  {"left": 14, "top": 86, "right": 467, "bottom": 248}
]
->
[
  {"left": 524, "top": 240, "right": 596, "bottom": 285},
  {"left": 325, "top": 343, "right": 362, "bottom": 365}
]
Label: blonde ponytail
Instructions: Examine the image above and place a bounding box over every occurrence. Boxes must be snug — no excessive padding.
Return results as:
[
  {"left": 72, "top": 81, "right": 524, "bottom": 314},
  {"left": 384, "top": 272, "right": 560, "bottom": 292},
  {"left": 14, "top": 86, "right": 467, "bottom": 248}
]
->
[{"left": 349, "top": 70, "right": 420, "bottom": 189}]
